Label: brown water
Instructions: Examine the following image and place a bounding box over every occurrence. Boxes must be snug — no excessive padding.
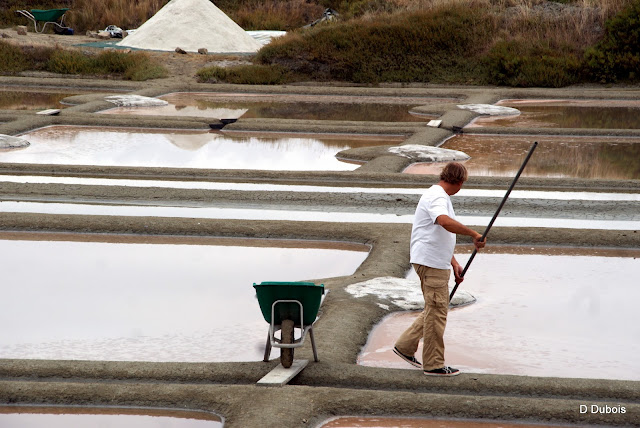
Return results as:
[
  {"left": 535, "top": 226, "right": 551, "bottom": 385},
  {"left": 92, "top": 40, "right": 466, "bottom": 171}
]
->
[
  {"left": 99, "top": 92, "right": 451, "bottom": 122},
  {"left": 322, "top": 416, "right": 577, "bottom": 428},
  {"left": 8, "top": 126, "right": 404, "bottom": 170},
  {"left": 0, "top": 232, "right": 369, "bottom": 362},
  {"left": 403, "top": 134, "right": 640, "bottom": 179},
  {"left": 0, "top": 406, "right": 221, "bottom": 428},
  {"left": 358, "top": 246, "right": 640, "bottom": 380},
  {"left": 466, "top": 99, "right": 640, "bottom": 129},
  {"left": 0, "top": 88, "right": 85, "bottom": 110}
]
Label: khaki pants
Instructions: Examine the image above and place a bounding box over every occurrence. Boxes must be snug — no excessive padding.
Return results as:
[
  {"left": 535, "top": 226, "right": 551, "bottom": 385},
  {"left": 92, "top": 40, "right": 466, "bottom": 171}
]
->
[{"left": 395, "top": 264, "right": 450, "bottom": 371}]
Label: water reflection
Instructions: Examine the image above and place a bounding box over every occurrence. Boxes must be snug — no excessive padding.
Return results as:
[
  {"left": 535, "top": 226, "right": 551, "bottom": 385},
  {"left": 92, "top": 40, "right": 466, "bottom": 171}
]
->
[
  {"left": 0, "top": 233, "right": 369, "bottom": 362},
  {"left": 0, "top": 89, "right": 81, "bottom": 111},
  {"left": 358, "top": 247, "right": 640, "bottom": 380},
  {"left": 404, "top": 135, "right": 640, "bottom": 179},
  {"left": 7, "top": 126, "right": 404, "bottom": 170},
  {"left": 467, "top": 99, "right": 640, "bottom": 129},
  {"left": 0, "top": 406, "right": 222, "bottom": 428},
  {"left": 100, "top": 92, "right": 449, "bottom": 122}
]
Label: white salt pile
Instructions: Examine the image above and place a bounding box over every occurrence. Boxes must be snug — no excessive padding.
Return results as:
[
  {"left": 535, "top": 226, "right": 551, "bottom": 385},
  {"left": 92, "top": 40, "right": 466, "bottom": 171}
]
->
[
  {"left": 346, "top": 276, "right": 476, "bottom": 309},
  {"left": 388, "top": 145, "right": 470, "bottom": 162},
  {"left": 0, "top": 134, "right": 29, "bottom": 149},
  {"left": 457, "top": 104, "right": 520, "bottom": 116},
  {"left": 117, "top": 0, "right": 263, "bottom": 54},
  {"left": 104, "top": 95, "right": 169, "bottom": 107}
]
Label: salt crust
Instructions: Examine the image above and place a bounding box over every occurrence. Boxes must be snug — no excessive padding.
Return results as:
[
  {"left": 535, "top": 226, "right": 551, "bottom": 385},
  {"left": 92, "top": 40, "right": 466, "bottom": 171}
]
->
[
  {"left": 104, "top": 95, "right": 169, "bottom": 107},
  {"left": 345, "top": 276, "right": 476, "bottom": 309},
  {"left": 0, "top": 134, "right": 29, "bottom": 149},
  {"left": 116, "top": 0, "right": 263, "bottom": 53},
  {"left": 388, "top": 144, "right": 470, "bottom": 161},
  {"left": 457, "top": 104, "right": 520, "bottom": 116}
]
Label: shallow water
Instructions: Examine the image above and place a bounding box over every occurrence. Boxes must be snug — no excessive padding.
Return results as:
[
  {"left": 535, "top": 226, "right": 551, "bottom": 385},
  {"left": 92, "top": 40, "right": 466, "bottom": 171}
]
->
[
  {"left": 7, "top": 126, "right": 404, "bottom": 171},
  {"left": 0, "top": 406, "right": 222, "bottom": 428},
  {"left": 0, "top": 233, "right": 368, "bottom": 361},
  {"left": 357, "top": 247, "right": 640, "bottom": 380},
  {"left": 0, "top": 88, "right": 83, "bottom": 111},
  {"left": 467, "top": 99, "right": 640, "bottom": 129},
  {"left": 100, "top": 92, "right": 450, "bottom": 122},
  {"left": 404, "top": 134, "right": 640, "bottom": 179}
]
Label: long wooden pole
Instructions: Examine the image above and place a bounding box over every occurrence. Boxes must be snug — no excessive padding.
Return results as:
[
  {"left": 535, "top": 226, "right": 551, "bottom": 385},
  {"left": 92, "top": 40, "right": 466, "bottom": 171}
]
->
[{"left": 449, "top": 141, "right": 538, "bottom": 301}]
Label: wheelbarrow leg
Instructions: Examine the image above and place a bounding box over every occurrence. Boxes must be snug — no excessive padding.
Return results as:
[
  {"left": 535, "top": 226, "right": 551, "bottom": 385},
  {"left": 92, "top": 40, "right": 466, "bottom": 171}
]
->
[
  {"left": 263, "top": 332, "right": 272, "bottom": 362},
  {"left": 309, "top": 326, "right": 319, "bottom": 362}
]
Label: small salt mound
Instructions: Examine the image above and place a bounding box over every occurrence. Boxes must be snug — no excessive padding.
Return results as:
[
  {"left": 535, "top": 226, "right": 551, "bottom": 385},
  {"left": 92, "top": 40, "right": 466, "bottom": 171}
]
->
[
  {"left": 247, "top": 30, "right": 287, "bottom": 46},
  {"left": 116, "top": 0, "right": 262, "bottom": 53},
  {"left": 345, "top": 276, "right": 476, "bottom": 309},
  {"left": 105, "top": 95, "right": 169, "bottom": 107},
  {"left": 388, "top": 145, "right": 469, "bottom": 162},
  {"left": 457, "top": 104, "right": 520, "bottom": 116},
  {"left": 0, "top": 134, "right": 29, "bottom": 149}
]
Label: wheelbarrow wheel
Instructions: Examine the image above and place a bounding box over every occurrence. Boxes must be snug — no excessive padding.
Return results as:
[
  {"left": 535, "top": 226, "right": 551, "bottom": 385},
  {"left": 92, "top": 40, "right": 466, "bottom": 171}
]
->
[{"left": 280, "top": 319, "right": 294, "bottom": 368}]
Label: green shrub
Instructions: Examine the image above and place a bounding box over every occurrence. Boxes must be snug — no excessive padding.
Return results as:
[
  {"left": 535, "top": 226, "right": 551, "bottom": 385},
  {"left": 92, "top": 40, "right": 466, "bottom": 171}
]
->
[
  {"left": 20, "top": 45, "right": 56, "bottom": 67},
  {"left": 485, "top": 39, "right": 583, "bottom": 87},
  {"left": 94, "top": 50, "right": 139, "bottom": 73},
  {"left": 257, "top": 6, "right": 495, "bottom": 84},
  {"left": 0, "top": 41, "right": 28, "bottom": 73},
  {"left": 42, "top": 48, "right": 166, "bottom": 80},
  {"left": 197, "top": 64, "right": 291, "bottom": 84},
  {"left": 584, "top": 0, "right": 640, "bottom": 82},
  {"left": 46, "top": 49, "right": 94, "bottom": 74},
  {"left": 123, "top": 57, "right": 168, "bottom": 81}
]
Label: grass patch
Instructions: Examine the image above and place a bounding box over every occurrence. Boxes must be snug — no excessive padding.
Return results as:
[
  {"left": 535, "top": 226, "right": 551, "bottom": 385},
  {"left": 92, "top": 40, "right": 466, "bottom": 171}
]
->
[
  {"left": 46, "top": 49, "right": 168, "bottom": 80},
  {"left": 0, "top": 41, "right": 166, "bottom": 81},
  {"left": 46, "top": 49, "right": 94, "bottom": 74},
  {"left": 197, "top": 64, "right": 292, "bottom": 84},
  {"left": 0, "top": 41, "right": 29, "bottom": 74}
]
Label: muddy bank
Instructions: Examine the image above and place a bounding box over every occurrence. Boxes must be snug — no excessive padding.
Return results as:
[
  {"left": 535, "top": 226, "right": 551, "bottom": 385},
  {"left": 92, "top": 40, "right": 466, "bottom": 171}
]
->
[
  {"left": 2, "top": 182, "right": 640, "bottom": 220},
  {"left": 1, "top": 162, "right": 640, "bottom": 192},
  {"left": 0, "top": 379, "right": 638, "bottom": 427}
]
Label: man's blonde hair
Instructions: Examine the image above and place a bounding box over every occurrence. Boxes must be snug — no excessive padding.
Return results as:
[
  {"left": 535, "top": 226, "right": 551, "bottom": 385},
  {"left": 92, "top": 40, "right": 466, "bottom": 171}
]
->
[{"left": 440, "top": 162, "right": 468, "bottom": 185}]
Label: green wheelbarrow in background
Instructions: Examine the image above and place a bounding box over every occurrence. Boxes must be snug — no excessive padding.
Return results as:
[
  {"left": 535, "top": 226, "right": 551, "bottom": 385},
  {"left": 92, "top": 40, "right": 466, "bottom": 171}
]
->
[
  {"left": 254, "top": 281, "right": 325, "bottom": 368},
  {"left": 16, "top": 9, "right": 73, "bottom": 34}
]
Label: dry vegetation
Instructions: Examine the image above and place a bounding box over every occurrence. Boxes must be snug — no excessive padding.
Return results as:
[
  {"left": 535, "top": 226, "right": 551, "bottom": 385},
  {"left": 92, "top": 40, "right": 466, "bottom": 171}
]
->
[{"left": 1, "top": 0, "right": 639, "bottom": 86}]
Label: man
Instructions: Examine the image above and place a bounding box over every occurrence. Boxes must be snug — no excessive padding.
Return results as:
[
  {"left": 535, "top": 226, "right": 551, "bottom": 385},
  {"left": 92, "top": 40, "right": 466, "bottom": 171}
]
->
[{"left": 394, "top": 162, "right": 485, "bottom": 376}]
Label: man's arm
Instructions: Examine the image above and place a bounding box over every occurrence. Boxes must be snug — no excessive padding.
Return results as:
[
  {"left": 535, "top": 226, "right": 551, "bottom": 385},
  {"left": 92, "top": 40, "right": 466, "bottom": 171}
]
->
[
  {"left": 451, "top": 255, "right": 463, "bottom": 283},
  {"left": 436, "top": 215, "right": 486, "bottom": 249}
]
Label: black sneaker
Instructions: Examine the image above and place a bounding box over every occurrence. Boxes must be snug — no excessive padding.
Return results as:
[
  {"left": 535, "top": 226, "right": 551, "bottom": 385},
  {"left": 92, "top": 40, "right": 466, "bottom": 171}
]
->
[
  {"left": 424, "top": 366, "right": 460, "bottom": 376},
  {"left": 393, "top": 347, "right": 421, "bottom": 368}
]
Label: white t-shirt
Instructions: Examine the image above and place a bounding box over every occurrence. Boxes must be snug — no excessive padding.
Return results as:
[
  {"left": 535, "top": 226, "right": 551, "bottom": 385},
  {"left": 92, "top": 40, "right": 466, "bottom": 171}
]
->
[{"left": 410, "top": 184, "right": 456, "bottom": 270}]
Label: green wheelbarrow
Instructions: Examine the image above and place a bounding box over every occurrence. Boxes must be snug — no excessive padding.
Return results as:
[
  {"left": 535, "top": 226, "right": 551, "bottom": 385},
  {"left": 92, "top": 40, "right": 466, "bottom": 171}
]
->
[
  {"left": 16, "top": 9, "right": 72, "bottom": 34},
  {"left": 254, "top": 281, "right": 325, "bottom": 368}
]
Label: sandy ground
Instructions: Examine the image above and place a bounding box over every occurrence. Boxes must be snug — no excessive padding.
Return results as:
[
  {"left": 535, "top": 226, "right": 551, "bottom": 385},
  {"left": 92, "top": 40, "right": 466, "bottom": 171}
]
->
[{"left": 1, "top": 31, "right": 639, "bottom": 428}]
